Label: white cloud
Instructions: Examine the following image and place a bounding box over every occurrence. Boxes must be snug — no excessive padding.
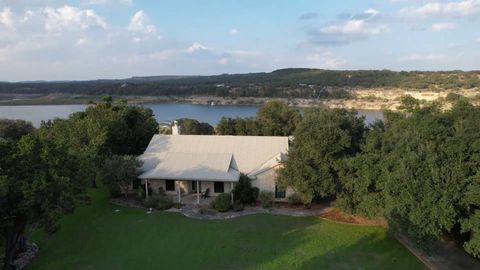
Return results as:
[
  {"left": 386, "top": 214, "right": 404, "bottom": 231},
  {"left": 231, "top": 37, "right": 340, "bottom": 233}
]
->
[
  {"left": 476, "top": 37, "right": 480, "bottom": 42},
  {"left": 0, "top": 8, "right": 15, "bottom": 28},
  {"left": 306, "top": 50, "right": 343, "bottom": 69},
  {"left": 127, "top": 10, "right": 160, "bottom": 42},
  {"left": 230, "top": 28, "right": 238, "bottom": 35},
  {"left": 320, "top": 20, "right": 386, "bottom": 35},
  {"left": 431, "top": 22, "right": 456, "bottom": 31},
  {"left": 187, "top": 42, "right": 209, "bottom": 53},
  {"left": 307, "top": 9, "right": 387, "bottom": 46},
  {"left": 364, "top": 8, "right": 380, "bottom": 17},
  {"left": 43, "top": 5, "right": 106, "bottom": 31},
  {"left": 128, "top": 10, "right": 156, "bottom": 34},
  {"left": 218, "top": 57, "right": 228, "bottom": 65},
  {"left": 75, "top": 38, "right": 87, "bottom": 46},
  {"left": 400, "top": 0, "right": 480, "bottom": 19}
]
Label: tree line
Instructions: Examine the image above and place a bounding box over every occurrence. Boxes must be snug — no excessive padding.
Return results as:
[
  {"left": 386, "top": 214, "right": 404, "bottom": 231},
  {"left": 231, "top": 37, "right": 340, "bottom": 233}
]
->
[
  {"left": 277, "top": 99, "right": 480, "bottom": 259},
  {"left": 0, "top": 97, "right": 158, "bottom": 270},
  {"left": 2, "top": 68, "right": 479, "bottom": 99}
]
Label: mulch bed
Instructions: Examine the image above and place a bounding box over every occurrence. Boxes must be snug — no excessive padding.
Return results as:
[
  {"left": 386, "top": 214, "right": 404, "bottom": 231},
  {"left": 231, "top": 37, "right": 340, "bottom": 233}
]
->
[{"left": 110, "top": 196, "right": 384, "bottom": 226}]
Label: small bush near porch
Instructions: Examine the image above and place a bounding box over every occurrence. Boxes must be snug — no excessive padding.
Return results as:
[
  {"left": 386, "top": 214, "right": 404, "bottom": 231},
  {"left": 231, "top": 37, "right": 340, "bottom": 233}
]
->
[{"left": 28, "top": 189, "right": 425, "bottom": 270}]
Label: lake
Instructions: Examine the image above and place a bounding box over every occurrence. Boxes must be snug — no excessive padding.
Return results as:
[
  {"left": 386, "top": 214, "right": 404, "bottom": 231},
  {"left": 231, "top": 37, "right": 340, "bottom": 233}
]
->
[{"left": 0, "top": 103, "right": 384, "bottom": 127}]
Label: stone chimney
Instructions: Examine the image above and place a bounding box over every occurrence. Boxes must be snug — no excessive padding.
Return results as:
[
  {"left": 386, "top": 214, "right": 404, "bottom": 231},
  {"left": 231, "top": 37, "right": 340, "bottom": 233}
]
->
[{"left": 172, "top": 120, "right": 181, "bottom": 135}]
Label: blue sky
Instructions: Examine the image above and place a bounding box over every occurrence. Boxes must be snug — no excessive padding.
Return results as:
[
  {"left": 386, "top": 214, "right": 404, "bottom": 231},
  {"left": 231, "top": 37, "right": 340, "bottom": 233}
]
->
[{"left": 0, "top": 0, "right": 479, "bottom": 81}]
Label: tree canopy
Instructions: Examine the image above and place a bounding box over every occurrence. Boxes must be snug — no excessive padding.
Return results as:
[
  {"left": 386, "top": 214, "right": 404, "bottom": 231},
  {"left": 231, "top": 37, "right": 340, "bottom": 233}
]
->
[
  {"left": 101, "top": 155, "right": 142, "bottom": 198},
  {"left": 176, "top": 118, "right": 215, "bottom": 135},
  {"left": 277, "top": 99, "right": 480, "bottom": 258},
  {"left": 278, "top": 107, "right": 366, "bottom": 201},
  {"left": 216, "top": 101, "right": 301, "bottom": 136},
  {"left": 1, "top": 98, "right": 158, "bottom": 269}
]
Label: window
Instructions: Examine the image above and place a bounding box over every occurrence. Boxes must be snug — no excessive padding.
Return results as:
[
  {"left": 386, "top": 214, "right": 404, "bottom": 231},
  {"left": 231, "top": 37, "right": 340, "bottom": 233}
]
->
[
  {"left": 275, "top": 185, "right": 286, "bottom": 199},
  {"left": 165, "top": 180, "right": 175, "bottom": 191},
  {"left": 214, "top": 182, "right": 224, "bottom": 193},
  {"left": 192, "top": 181, "right": 202, "bottom": 192}
]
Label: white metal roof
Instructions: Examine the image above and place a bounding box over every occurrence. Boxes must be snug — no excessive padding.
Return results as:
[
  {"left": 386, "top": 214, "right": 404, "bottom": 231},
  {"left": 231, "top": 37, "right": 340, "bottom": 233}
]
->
[
  {"left": 139, "top": 134, "right": 289, "bottom": 181},
  {"left": 139, "top": 152, "right": 240, "bottom": 181}
]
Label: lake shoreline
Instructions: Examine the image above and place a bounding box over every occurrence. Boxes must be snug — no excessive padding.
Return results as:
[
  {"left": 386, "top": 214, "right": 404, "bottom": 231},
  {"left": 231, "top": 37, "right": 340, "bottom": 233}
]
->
[
  {"left": 0, "top": 102, "right": 384, "bottom": 127},
  {"left": 0, "top": 93, "right": 398, "bottom": 111}
]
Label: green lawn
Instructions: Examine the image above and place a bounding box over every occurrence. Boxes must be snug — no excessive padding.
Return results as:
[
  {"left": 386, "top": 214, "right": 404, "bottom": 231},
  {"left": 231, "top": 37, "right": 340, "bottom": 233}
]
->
[{"left": 30, "top": 189, "right": 425, "bottom": 270}]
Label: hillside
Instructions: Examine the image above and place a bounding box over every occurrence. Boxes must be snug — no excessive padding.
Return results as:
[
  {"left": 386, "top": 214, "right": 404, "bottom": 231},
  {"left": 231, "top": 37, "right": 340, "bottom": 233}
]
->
[{"left": 1, "top": 69, "right": 479, "bottom": 100}]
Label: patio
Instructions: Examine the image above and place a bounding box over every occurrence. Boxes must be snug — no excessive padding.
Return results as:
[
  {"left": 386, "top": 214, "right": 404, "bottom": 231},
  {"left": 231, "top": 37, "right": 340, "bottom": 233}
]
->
[{"left": 169, "top": 193, "right": 214, "bottom": 206}]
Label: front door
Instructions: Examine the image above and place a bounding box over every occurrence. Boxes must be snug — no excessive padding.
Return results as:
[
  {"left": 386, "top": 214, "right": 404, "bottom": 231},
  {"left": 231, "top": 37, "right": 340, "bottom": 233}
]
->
[{"left": 192, "top": 181, "right": 202, "bottom": 192}]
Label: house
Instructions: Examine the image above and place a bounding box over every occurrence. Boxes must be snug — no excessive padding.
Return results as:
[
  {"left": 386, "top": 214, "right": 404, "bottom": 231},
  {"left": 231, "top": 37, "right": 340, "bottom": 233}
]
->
[{"left": 138, "top": 125, "right": 291, "bottom": 204}]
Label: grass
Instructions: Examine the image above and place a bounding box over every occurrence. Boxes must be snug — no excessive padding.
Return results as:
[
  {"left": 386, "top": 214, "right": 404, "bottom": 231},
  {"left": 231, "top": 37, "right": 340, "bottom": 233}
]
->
[{"left": 30, "top": 189, "right": 425, "bottom": 270}]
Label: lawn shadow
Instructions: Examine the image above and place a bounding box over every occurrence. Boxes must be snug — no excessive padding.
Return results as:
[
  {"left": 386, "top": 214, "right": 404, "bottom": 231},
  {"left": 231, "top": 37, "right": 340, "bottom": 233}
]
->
[{"left": 298, "top": 234, "right": 427, "bottom": 270}]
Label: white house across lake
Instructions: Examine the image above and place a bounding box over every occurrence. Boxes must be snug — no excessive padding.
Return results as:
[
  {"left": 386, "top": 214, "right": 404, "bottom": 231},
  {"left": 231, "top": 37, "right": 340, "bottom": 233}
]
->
[{"left": 138, "top": 124, "right": 291, "bottom": 204}]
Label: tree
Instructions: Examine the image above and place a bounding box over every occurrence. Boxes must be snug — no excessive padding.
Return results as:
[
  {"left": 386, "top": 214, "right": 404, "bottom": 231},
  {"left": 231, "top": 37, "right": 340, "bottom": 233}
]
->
[
  {"left": 278, "top": 107, "right": 366, "bottom": 203},
  {"left": 336, "top": 100, "right": 480, "bottom": 257},
  {"left": 1, "top": 134, "right": 86, "bottom": 270},
  {"left": 336, "top": 121, "right": 385, "bottom": 218},
  {"left": 232, "top": 174, "right": 258, "bottom": 205},
  {"left": 78, "top": 98, "right": 158, "bottom": 156},
  {"left": 176, "top": 118, "right": 215, "bottom": 135},
  {"left": 0, "top": 120, "right": 34, "bottom": 142},
  {"left": 256, "top": 101, "right": 301, "bottom": 136},
  {"left": 216, "top": 101, "right": 299, "bottom": 136},
  {"left": 37, "top": 98, "right": 158, "bottom": 188},
  {"left": 216, "top": 117, "right": 237, "bottom": 135},
  {"left": 216, "top": 117, "right": 260, "bottom": 135},
  {"left": 100, "top": 155, "right": 142, "bottom": 198},
  {"left": 397, "top": 95, "right": 420, "bottom": 112}
]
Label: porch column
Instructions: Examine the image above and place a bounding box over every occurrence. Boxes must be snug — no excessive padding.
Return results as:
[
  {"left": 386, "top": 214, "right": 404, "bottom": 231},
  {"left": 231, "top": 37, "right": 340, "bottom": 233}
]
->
[
  {"left": 145, "top": 179, "right": 149, "bottom": 199},
  {"left": 231, "top": 182, "right": 234, "bottom": 204},
  {"left": 177, "top": 181, "right": 181, "bottom": 203},
  {"left": 196, "top": 181, "right": 200, "bottom": 204}
]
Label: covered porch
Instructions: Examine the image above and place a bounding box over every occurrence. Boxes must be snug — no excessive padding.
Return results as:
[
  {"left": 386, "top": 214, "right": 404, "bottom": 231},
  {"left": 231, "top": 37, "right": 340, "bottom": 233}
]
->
[
  {"left": 138, "top": 151, "right": 241, "bottom": 205},
  {"left": 142, "top": 179, "right": 236, "bottom": 205}
]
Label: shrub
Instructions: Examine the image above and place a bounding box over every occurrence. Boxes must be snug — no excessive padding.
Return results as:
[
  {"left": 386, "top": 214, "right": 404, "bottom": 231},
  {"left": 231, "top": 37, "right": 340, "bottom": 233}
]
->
[
  {"left": 107, "top": 184, "right": 122, "bottom": 198},
  {"left": 252, "top": 187, "right": 259, "bottom": 200},
  {"left": 259, "top": 191, "right": 274, "bottom": 208},
  {"left": 446, "top": 92, "right": 463, "bottom": 102},
  {"left": 157, "top": 196, "right": 174, "bottom": 210},
  {"left": 233, "top": 201, "right": 244, "bottom": 212},
  {"left": 232, "top": 174, "right": 258, "bottom": 205},
  {"left": 144, "top": 197, "right": 159, "bottom": 208},
  {"left": 136, "top": 188, "right": 145, "bottom": 200},
  {"left": 287, "top": 193, "right": 303, "bottom": 206},
  {"left": 213, "top": 193, "right": 232, "bottom": 212},
  {"left": 173, "top": 202, "right": 183, "bottom": 209}
]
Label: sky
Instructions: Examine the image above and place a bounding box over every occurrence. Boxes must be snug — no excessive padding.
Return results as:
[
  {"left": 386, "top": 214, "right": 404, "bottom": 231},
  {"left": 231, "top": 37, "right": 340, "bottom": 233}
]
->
[{"left": 0, "top": 0, "right": 479, "bottom": 81}]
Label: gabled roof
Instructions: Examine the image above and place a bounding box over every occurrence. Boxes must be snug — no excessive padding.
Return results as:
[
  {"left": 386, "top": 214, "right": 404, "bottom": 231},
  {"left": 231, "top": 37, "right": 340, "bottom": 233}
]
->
[
  {"left": 140, "top": 135, "right": 289, "bottom": 181},
  {"left": 247, "top": 153, "right": 286, "bottom": 177},
  {"left": 139, "top": 152, "right": 240, "bottom": 182}
]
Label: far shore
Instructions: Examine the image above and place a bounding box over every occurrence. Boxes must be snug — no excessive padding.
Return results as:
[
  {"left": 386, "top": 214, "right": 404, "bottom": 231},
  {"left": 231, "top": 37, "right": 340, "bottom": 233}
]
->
[
  {"left": 1, "top": 87, "right": 478, "bottom": 110},
  {"left": 0, "top": 93, "right": 399, "bottom": 111}
]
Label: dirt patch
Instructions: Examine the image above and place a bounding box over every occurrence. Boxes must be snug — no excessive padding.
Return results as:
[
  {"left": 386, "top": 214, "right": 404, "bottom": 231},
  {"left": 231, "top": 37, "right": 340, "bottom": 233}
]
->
[{"left": 319, "top": 207, "right": 387, "bottom": 226}]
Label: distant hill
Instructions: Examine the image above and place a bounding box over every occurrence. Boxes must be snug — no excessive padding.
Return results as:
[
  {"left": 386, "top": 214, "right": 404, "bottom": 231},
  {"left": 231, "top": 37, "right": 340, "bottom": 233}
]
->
[{"left": 0, "top": 69, "right": 479, "bottom": 99}]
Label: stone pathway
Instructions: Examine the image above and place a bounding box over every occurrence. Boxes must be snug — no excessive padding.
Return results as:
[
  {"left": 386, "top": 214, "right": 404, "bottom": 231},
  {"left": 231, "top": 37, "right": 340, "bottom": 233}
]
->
[{"left": 179, "top": 204, "right": 330, "bottom": 220}]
